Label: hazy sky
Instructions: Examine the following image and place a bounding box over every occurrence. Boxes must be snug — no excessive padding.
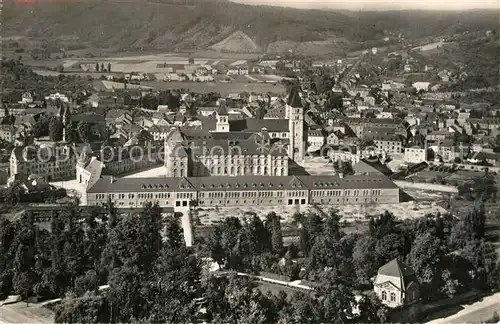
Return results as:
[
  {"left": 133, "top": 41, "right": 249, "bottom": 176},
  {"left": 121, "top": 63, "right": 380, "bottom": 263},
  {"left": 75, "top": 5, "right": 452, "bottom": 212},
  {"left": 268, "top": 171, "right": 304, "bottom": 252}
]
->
[{"left": 230, "top": 0, "right": 499, "bottom": 10}]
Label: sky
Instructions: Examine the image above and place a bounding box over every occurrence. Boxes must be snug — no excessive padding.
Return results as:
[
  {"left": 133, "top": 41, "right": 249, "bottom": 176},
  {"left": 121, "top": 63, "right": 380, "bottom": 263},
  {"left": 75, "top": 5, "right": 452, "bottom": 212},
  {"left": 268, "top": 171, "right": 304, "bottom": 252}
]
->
[{"left": 230, "top": 0, "right": 500, "bottom": 10}]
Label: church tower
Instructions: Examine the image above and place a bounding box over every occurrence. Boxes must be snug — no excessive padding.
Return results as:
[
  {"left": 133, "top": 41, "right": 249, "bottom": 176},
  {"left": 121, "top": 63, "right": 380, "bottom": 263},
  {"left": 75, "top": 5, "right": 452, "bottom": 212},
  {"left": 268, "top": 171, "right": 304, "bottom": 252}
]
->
[
  {"left": 286, "top": 88, "right": 305, "bottom": 161},
  {"left": 216, "top": 100, "right": 229, "bottom": 132}
]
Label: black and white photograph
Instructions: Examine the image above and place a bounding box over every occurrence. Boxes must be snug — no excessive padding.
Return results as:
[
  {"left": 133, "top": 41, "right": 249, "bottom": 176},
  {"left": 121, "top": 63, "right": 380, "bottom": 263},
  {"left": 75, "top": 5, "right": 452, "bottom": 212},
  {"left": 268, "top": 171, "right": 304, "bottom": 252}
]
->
[{"left": 0, "top": 0, "right": 499, "bottom": 322}]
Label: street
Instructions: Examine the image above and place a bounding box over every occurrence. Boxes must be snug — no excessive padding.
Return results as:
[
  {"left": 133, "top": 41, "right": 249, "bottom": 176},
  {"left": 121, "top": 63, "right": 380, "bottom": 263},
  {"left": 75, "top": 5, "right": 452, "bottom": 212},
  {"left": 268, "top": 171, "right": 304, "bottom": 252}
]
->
[{"left": 427, "top": 293, "right": 500, "bottom": 324}]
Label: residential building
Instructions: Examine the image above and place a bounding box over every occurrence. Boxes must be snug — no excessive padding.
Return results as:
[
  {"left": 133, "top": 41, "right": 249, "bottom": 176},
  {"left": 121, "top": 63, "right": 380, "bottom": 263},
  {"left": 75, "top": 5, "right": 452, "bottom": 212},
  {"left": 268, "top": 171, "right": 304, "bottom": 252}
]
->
[
  {"left": 105, "top": 110, "right": 132, "bottom": 127},
  {"left": 404, "top": 145, "right": 427, "bottom": 164},
  {"left": 96, "top": 145, "right": 161, "bottom": 176},
  {"left": 372, "top": 134, "right": 405, "bottom": 154},
  {"left": 0, "top": 125, "right": 17, "bottom": 143},
  {"left": 76, "top": 155, "right": 104, "bottom": 190},
  {"left": 10, "top": 146, "right": 77, "bottom": 183}
]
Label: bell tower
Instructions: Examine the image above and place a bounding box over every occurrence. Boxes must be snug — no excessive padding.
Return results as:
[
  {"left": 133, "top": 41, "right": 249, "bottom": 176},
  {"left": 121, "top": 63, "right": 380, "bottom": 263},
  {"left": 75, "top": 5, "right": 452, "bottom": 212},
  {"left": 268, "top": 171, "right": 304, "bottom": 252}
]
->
[
  {"left": 286, "top": 88, "right": 305, "bottom": 161},
  {"left": 216, "top": 100, "right": 229, "bottom": 132}
]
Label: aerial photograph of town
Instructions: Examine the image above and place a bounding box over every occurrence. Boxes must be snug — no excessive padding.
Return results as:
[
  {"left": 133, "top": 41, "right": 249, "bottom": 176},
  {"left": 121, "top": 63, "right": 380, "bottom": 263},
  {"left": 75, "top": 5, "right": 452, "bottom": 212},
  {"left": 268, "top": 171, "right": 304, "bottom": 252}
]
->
[{"left": 0, "top": 0, "right": 499, "bottom": 322}]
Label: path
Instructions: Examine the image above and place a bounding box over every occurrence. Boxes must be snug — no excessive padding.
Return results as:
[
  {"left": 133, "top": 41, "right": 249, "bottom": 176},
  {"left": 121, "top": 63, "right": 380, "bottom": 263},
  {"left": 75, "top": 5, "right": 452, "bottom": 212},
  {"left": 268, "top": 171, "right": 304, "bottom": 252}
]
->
[
  {"left": 426, "top": 293, "right": 500, "bottom": 324},
  {"left": 0, "top": 302, "right": 54, "bottom": 324}
]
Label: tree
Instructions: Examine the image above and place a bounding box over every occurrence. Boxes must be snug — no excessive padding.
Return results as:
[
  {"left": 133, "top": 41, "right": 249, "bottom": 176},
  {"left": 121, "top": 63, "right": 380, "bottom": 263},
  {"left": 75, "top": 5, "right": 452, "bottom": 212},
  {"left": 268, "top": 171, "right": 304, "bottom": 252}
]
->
[
  {"left": 369, "top": 211, "right": 398, "bottom": 238},
  {"left": 465, "top": 202, "right": 486, "bottom": 239},
  {"left": 12, "top": 213, "right": 38, "bottom": 305},
  {"left": 108, "top": 63, "right": 111, "bottom": 73},
  {"left": 375, "top": 233, "right": 404, "bottom": 265},
  {"left": 357, "top": 291, "right": 390, "bottom": 323},
  {"left": 353, "top": 235, "right": 378, "bottom": 286},
  {"left": 315, "top": 269, "right": 354, "bottom": 323},
  {"left": 337, "top": 160, "right": 354, "bottom": 176},
  {"left": 76, "top": 121, "right": 91, "bottom": 143},
  {"left": 148, "top": 248, "right": 201, "bottom": 323},
  {"left": 265, "top": 212, "right": 282, "bottom": 254},
  {"left": 163, "top": 214, "right": 183, "bottom": 249},
  {"left": 101, "top": 203, "right": 163, "bottom": 276},
  {"left": 440, "top": 269, "right": 462, "bottom": 298},
  {"left": 49, "top": 117, "right": 63, "bottom": 141},
  {"left": 408, "top": 233, "right": 443, "bottom": 296},
  {"left": 95, "top": 63, "right": 99, "bottom": 72},
  {"left": 103, "top": 196, "right": 118, "bottom": 229},
  {"left": 101, "top": 63, "right": 105, "bottom": 72},
  {"left": 32, "top": 115, "right": 50, "bottom": 138},
  {"left": 0, "top": 216, "right": 16, "bottom": 298},
  {"left": 55, "top": 291, "right": 109, "bottom": 323}
]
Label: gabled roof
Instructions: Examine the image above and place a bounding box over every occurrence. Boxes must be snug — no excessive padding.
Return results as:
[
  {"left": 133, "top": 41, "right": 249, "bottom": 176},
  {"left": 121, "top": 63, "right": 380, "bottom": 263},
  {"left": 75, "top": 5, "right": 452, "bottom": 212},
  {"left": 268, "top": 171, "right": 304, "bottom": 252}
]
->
[
  {"left": 106, "top": 109, "right": 130, "bottom": 120},
  {"left": 375, "top": 258, "right": 418, "bottom": 291},
  {"left": 217, "top": 101, "right": 229, "bottom": 116},
  {"left": 353, "top": 159, "right": 393, "bottom": 176},
  {"left": 72, "top": 114, "right": 105, "bottom": 123},
  {"left": 228, "top": 119, "right": 289, "bottom": 133}
]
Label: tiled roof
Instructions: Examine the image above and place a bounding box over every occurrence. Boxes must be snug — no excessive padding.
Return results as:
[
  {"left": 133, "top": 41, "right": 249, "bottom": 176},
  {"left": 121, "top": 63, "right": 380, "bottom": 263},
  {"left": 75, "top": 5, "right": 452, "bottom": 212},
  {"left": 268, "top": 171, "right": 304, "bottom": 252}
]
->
[
  {"left": 376, "top": 258, "right": 417, "bottom": 291},
  {"left": 342, "top": 117, "right": 402, "bottom": 126},
  {"left": 72, "top": 114, "right": 105, "bottom": 123},
  {"left": 170, "top": 138, "right": 288, "bottom": 157},
  {"left": 106, "top": 109, "right": 130, "bottom": 120},
  {"left": 88, "top": 174, "right": 398, "bottom": 193},
  {"left": 229, "top": 119, "right": 289, "bottom": 132}
]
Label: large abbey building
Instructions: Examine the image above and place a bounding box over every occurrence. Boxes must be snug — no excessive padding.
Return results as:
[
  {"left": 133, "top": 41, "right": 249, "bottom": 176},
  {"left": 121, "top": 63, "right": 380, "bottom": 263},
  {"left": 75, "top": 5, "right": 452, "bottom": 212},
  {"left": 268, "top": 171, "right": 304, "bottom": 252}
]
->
[{"left": 163, "top": 88, "right": 306, "bottom": 178}]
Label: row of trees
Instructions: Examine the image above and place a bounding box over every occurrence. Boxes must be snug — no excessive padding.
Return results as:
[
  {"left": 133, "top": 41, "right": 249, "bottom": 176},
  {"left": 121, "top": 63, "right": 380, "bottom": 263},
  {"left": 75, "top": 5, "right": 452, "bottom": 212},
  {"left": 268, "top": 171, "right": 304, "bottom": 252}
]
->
[
  {"left": 0, "top": 202, "right": 386, "bottom": 323},
  {"left": 203, "top": 206, "right": 500, "bottom": 306},
  {"left": 94, "top": 63, "right": 112, "bottom": 73},
  {"left": 1, "top": 59, "right": 92, "bottom": 104},
  {"left": 1, "top": 198, "right": 498, "bottom": 323}
]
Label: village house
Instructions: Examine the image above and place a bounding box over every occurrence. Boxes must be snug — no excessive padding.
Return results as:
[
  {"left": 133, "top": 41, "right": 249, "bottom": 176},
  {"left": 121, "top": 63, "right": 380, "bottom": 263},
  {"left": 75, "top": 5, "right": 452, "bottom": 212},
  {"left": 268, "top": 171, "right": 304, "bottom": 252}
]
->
[
  {"left": 0, "top": 125, "right": 17, "bottom": 143},
  {"left": 373, "top": 259, "right": 420, "bottom": 309}
]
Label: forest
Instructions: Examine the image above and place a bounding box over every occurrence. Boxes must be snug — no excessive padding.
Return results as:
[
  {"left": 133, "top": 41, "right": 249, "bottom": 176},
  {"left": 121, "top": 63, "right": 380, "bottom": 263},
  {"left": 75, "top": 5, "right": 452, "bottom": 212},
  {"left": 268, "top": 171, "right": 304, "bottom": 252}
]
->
[{"left": 0, "top": 192, "right": 498, "bottom": 323}]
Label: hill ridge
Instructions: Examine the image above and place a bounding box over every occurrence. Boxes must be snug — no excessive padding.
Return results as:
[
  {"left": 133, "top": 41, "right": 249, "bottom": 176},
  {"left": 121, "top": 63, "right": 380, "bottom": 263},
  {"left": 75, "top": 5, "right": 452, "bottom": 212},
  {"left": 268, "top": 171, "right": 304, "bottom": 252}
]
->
[{"left": 2, "top": 0, "right": 499, "bottom": 53}]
